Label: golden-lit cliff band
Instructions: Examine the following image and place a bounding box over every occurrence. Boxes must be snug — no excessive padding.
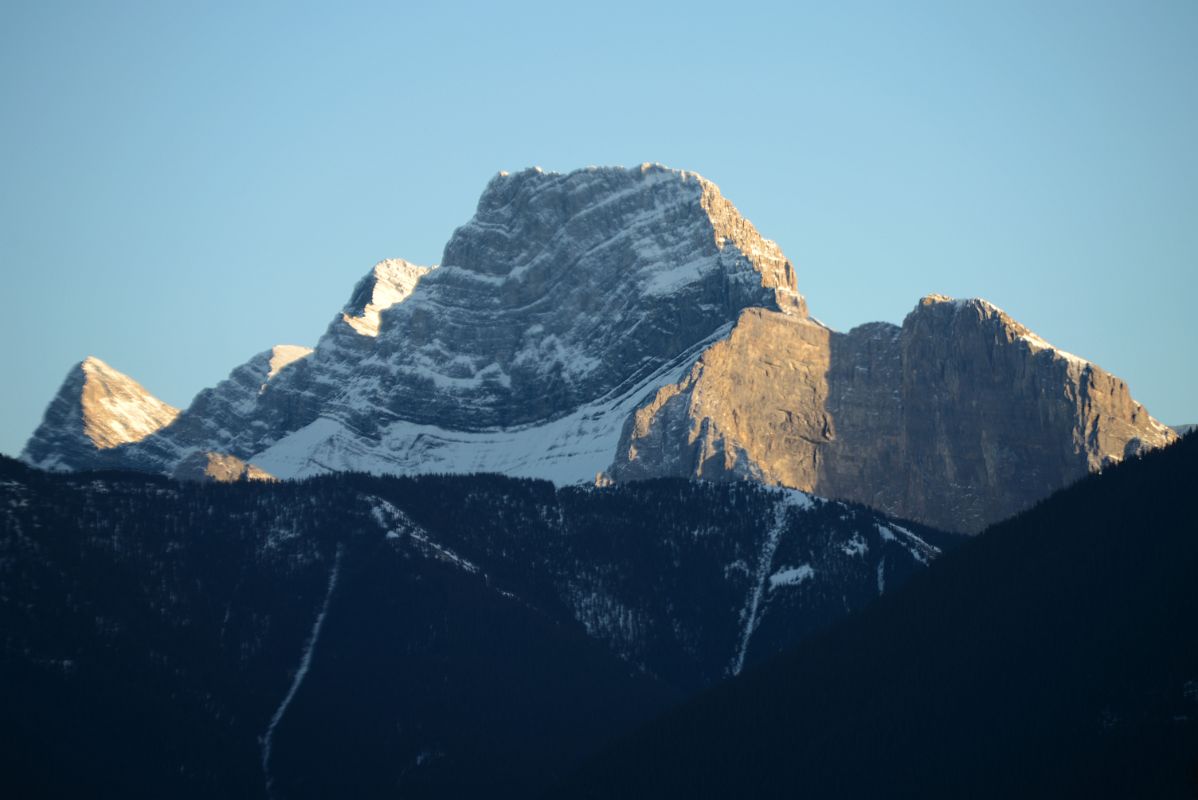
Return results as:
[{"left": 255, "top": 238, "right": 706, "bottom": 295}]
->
[{"left": 20, "top": 165, "right": 1177, "bottom": 531}]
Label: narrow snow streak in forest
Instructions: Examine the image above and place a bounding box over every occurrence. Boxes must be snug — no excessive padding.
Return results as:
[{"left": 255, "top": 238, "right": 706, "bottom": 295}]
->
[
  {"left": 370, "top": 496, "right": 480, "bottom": 574},
  {"left": 261, "top": 544, "right": 344, "bottom": 798},
  {"left": 730, "top": 501, "right": 789, "bottom": 676}
]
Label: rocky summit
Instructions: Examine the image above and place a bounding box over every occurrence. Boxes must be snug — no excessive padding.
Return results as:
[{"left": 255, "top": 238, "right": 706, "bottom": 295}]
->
[
  {"left": 21, "top": 164, "right": 1175, "bottom": 532},
  {"left": 614, "top": 294, "right": 1175, "bottom": 532},
  {"left": 21, "top": 357, "right": 180, "bottom": 471}
]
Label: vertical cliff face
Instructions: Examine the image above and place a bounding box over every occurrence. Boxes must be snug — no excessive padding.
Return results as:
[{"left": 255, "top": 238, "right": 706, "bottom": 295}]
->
[
  {"left": 21, "top": 357, "right": 180, "bottom": 471},
  {"left": 98, "top": 343, "right": 314, "bottom": 474},
  {"left": 234, "top": 258, "right": 430, "bottom": 448},
  {"left": 20, "top": 165, "right": 1176, "bottom": 529},
  {"left": 615, "top": 309, "right": 834, "bottom": 487},
  {"left": 820, "top": 321, "right": 906, "bottom": 512},
  {"left": 614, "top": 296, "right": 1176, "bottom": 533},
  {"left": 88, "top": 260, "right": 425, "bottom": 474},
  {"left": 887, "top": 295, "right": 1175, "bottom": 531},
  {"left": 70, "top": 165, "right": 805, "bottom": 481},
  {"left": 319, "top": 163, "right": 803, "bottom": 434}
]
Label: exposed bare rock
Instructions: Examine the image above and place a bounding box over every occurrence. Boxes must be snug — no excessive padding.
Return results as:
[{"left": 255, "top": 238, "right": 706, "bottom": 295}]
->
[
  {"left": 698, "top": 181, "right": 804, "bottom": 315},
  {"left": 320, "top": 163, "right": 803, "bottom": 434},
  {"left": 21, "top": 166, "right": 1175, "bottom": 533},
  {"left": 171, "top": 451, "right": 275, "bottom": 483},
  {"left": 21, "top": 357, "right": 179, "bottom": 470},
  {"left": 882, "top": 296, "right": 1175, "bottom": 530},
  {"left": 41, "top": 164, "right": 803, "bottom": 481},
  {"left": 106, "top": 343, "right": 315, "bottom": 471},
  {"left": 614, "top": 296, "right": 1176, "bottom": 533},
  {"left": 617, "top": 309, "right": 834, "bottom": 486}
]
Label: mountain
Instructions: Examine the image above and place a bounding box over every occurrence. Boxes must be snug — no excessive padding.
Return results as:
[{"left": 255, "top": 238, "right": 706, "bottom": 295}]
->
[
  {"left": 1173, "top": 423, "right": 1196, "bottom": 436},
  {"left": 554, "top": 433, "right": 1198, "bottom": 799},
  {"left": 20, "top": 356, "right": 180, "bottom": 470},
  {"left": 119, "top": 341, "right": 314, "bottom": 482},
  {"left": 0, "top": 457, "right": 953, "bottom": 798},
  {"left": 617, "top": 294, "right": 1177, "bottom": 532},
  {"left": 21, "top": 165, "right": 1174, "bottom": 531}
]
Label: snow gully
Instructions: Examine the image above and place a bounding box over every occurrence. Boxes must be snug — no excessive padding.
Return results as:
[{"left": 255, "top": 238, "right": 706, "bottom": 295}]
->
[{"left": 260, "top": 544, "right": 345, "bottom": 798}]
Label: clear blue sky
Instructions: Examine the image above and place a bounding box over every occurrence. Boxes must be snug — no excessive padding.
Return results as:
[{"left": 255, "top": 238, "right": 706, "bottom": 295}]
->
[{"left": 2, "top": 0, "right": 1195, "bottom": 456}]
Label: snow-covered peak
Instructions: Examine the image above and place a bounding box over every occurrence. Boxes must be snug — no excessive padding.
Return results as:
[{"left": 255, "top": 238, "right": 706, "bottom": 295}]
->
[
  {"left": 20, "top": 165, "right": 1174, "bottom": 536},
  {"left": 918, "top": 294, "right": 999, "bottom": 313},
  {"left": 341, "top": 259, "right": 432, "bottom": 337},
  {"left": 266, "top": 345, "right": 313, "bottom": 382},
  {"left": 21, "top": 356, "right": 180, "bottom": 470},
  {"left": 464, "top": 164, "right": 802, "bottom": 313},
  {"left": 74, "top": 357, "right": 180, "bottom": 449}
]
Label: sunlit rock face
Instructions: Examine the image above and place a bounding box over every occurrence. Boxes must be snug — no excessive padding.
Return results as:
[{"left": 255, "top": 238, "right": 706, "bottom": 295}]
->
[
  {"left": 21, "top": 357, "right": 179, "bottom": 470},
  {"left": 331, "top": 164, "right": 803, "bottom": 432},
  {"left": 340, "top": 259, "right": 430, "bottom": 337},
  {"left": 22, "top": 165, "right": 1175, "bottom": 532},
  {"left": 614, "top": 309, "right": 836, "bottom": 489},
  {"left": 96, "top": 343, "right": 314, "bottom": 474},
  {"left": 47, "top": 164, "right": 803, "bottom": 482},
  {"left": 171, "top": 451, "right": 275, "bottom": 483},
  {"left": 240, "top": 165, "right": 804, "bottom": 477},
  {"left": 880, "top": 296, "right": 1175, "bottom": 530},
  {"left": 614, "top": 296, "right": 1176, "bottom": 533},
  {"left": 68, "top": 260, "right": 427, "bottom": 477}
]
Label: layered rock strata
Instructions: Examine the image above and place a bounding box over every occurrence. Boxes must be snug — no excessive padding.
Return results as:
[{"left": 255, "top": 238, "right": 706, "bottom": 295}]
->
[
  {"left": 21, "top": 165, "right": 1175, "bottom": 531},
  {"left": 21, "top": 357, "right": 179, "bottom": 470},
  {"left": 614, "top": 295, "right": 1175, "bottom": 532}
]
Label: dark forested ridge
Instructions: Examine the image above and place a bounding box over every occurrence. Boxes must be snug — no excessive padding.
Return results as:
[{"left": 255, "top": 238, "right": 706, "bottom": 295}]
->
[
  {"left": 554, "top": 433, "right": 1198, "bottom": 799},
  {"left": 0, "top": 458, "right": 951, "bottom": 799}
]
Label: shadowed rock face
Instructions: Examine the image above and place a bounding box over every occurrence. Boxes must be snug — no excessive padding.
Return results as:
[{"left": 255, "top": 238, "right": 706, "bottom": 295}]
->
[
  {"left": 320, "top": 164, "right": 802, "bottom": 433},
  {"left": 60, "top": 261, "right": 422, "bottom": 476},
  {"left": 614, "top": 296, "right": 1176, "bottom": 533},
  {"left": 31, "top": 165, "right": 805, "bottom": 481},
  {"left": 22, "top": 165, "right": 1175, "bottom": 528},
  {"left": 881, "top": 296, "right": 1174, "bottom": 530},
  {"left": 69, "top": 343, "right": 315, "bottom": 476}
]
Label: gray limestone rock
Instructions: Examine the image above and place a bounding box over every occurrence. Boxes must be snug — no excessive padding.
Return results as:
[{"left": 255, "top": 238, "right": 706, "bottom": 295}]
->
[
  {"left": 21, "top": 357, "right": 179, "bottom": 471},
  {"left": 614, "top": 296, "right": 1177, "bottom": 532},
  {"left": 22, "top": 166, "right": 1176, "bottom": 532}
]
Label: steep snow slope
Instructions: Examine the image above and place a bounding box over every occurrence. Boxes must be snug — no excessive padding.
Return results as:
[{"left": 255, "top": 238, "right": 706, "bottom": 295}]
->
[
  {"left": 31, "top": 165, "right": 804, "bottom": 483},
  {"left": 22, "top": 165, "right": 1175, "bottom": 531}
]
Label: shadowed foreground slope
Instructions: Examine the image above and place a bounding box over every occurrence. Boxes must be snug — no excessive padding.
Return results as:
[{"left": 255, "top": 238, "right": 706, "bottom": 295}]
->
[
  {"left": 556, "top": 433, "right": 1198, "bottom": 799},
  {"left": 0, "top": 460, "right": 951, "bottom": 798}
]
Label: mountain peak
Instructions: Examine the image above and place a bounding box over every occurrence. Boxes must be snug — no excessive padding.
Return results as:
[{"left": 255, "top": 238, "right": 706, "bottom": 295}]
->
[
  {"left": 918, "top": 293, "right": 1000, "bottom": 313},
  {"left": 266, "top": 345, "right": 313, "bottom": 382},
  {"left": 21, "top": 356, "right": 179, "bottom": 469},
  {"left": 914, "top": 294, "right": 1093, "bottom": 369},
  {"left": 20, "top": 166, "right": 1174, "bottom": 535},
  {"left": 73, "top": 357, "right": 180, "bottom": 450},
  {"left": 459, "top": 163, "right": 803, "bottom": 314},
  {"left": 340, "top": 259, "right": 432, "bottom": 337},
  {"left": 80, "top": 354, "right": 112, "bottom": 371}
]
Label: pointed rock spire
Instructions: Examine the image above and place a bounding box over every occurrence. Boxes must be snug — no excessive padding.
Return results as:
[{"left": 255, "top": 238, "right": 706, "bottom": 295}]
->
[{"left": 21, "top": 357, "right": 179, "bottom": 469}]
